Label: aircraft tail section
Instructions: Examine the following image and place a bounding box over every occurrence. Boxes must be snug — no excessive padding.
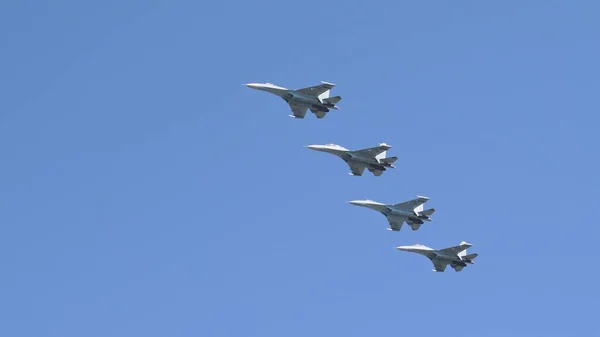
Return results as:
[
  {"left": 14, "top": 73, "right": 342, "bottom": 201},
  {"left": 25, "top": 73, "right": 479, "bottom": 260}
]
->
[
  {"left": 323, "top": 96, "right": 342, "bottom": 105},
  {"left": 451, "top": 264, "right": 465, "bottom": 272},
  {"left": 381, "top": 156, "right": 398, "bottom": 164},
  {"left": 380, "top": 156, "right": 397, "bottom": 168},
  {"left": 463, "top": 253, "right": 478, "bottom": 262},
  {"left": 368, "top": 168, "right": 384, "bottom": 176},
  {"left": 458, "top": 248, "right": 475, "bottom": 259},
  {"left": 375, "top": 151, "right": 387, "bottom": 161},
  {"left": 318, "top": 89, "right": 331, "bottom": 100},
  {"left": 420, "top": 208, "right": 435, "bottom": 217}
]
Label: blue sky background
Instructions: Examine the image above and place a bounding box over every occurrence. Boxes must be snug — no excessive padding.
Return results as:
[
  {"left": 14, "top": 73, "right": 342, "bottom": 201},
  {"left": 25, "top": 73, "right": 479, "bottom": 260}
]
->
[{"left": 1, "top": 1, "right": 599, "bottom": 336}]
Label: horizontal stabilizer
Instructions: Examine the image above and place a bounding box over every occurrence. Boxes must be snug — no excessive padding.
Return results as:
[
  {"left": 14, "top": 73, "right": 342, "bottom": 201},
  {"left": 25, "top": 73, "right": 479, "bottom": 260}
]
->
[
  {"left": 408, "top": 222, "right": 421, "bottom": 231},
  {"left": 368, "top": 168, "right": 384, "bottom": 176},
  {"left": 451, "top": 265, "right": 465, "bottom": 272},
  {"left": 382, "top": 156, "right": 398, "bottom": 164},
  {"left": 420, "top": 208, "right": 435, "bottom": 217},
  {"left": 463, "top": 253, "right": 478, "bottom": 261},
  {"left": 323, "top": 96, "right": 342, "bottom": 105},
  {"left": 311, "top": 109, "right": 328, "bottom": 119}
]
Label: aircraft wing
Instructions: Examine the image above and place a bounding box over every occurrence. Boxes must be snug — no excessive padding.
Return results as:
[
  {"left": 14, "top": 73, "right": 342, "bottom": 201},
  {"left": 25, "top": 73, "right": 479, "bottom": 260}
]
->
[
  {"left": 430, "top": 258, "right": 448, "bottom": 272},
  {"left": 393, "top": 196, "right": 429, "bottom": 210},
  {"left": 387, "top": 215, "right": 406, "bottom": 231},
  {"left": 295, "top": 82, "right": 335, "bottom": 97},
  {"left": 351, "top": 144, "right": 390, "bottom": 159},
  {"left": 288, "top": 102, "right": 308, "bottom": 118},
  {"left": 347, "top": 162, "right": 366, "bottom": 176},
  {"left": 437, "top": 244, "right": 469, "bottom": 257}
]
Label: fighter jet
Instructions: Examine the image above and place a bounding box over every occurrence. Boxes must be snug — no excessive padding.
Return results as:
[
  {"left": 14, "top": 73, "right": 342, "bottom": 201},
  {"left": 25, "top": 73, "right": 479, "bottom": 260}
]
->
[
  {"left": 306, "top": 143, "right": 397, "bottom": 176},
  {"left": 245, "top": 81, "right": 342, "bottom": 119},
  {"left": 348, "top": 196, "right": 435, "bottom": 231},
  {"left": 397, "top": 241, "right": 478, "bottom": 272}
]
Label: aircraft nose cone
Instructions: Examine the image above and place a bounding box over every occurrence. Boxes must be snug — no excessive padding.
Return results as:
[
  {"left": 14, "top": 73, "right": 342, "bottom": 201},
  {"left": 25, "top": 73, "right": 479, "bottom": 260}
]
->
[
  {"left": 305, "top": 145, "right": 322, "bottom": 151},
  {"left": 245, "top": 83, "right": 260, "bottom": 89},
  {"left": 396, "top": 246, "right": 412, "bottom": 252},
  {"left": 348, "top": 200, "right": 364, "bottom": 206}
]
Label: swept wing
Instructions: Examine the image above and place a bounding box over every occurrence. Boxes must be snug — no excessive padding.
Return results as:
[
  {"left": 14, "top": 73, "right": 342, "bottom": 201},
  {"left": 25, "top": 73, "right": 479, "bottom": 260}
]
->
[
  {"left": 288, "top": 102, "right": 308, "bottom": 118},
  {"left": 393, "top": 196, "right": 430, "bottom": 210},
  {"left": 430, "top": 258, "right": 448, "bottom": 272},
  {"left": 347, "top": 162, "right": 366, "bottom": 176},
  {"left": 351, "top": 144, "right": 390, "bottom": 158},
  {"left": 295, "top": 82, "right": 335, "bottom": 97},
  {"left": 387, "top": 215, "right": 405, "bottom": 231},
  {"left": 437, "top": 244, "right": 469, "bottom": 257}
]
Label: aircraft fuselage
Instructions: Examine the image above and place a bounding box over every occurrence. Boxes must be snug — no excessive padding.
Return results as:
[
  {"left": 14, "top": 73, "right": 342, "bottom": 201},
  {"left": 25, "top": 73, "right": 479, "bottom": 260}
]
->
[
  {"left": 387, "top": 207, "right": 429, "bottom": 221},
  {"left": 289, "top": 91, "right": 320, "bottom": 105},
  {"left": 427, "top": 252, "right": 472, "bottom": 266},
  {"left": 344, "top": 153, "right": 392, "bottom": 169},
  {"left": 387, "top": 207, "right": 416, "bottom": 217},
  {"left": 284, "top": 92, "right": 336, "bottom": 112}
]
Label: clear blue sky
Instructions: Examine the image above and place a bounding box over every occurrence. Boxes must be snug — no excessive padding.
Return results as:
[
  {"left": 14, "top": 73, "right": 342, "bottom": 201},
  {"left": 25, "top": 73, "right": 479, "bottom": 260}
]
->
[{"left": 1, "top": 1, "right": 599, "bottom": 336}]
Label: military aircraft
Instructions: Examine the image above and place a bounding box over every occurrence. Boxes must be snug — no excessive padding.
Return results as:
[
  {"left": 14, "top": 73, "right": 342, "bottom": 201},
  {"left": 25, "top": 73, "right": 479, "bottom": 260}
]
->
[
  {"left": 306, "top": 143, "right": 397, "bottom": 176},
  {"left": 348, "top": 196, "right": 435, "bottom": 231},
  {"left": 396, "top": 241, "right": 478, "bottom": 272},
  {"left": 245, "top": 81, "right": 342, "bottom": 119}
]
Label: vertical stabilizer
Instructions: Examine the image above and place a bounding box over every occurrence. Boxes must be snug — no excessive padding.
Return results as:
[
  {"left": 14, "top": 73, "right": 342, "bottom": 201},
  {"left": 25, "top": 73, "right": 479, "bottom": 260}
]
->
[
  {"left": 318, "top": 89, "right": 330, "bottom": 100},
  {"left": 375, "top": 151, "right": 387, "bottom": 161}
]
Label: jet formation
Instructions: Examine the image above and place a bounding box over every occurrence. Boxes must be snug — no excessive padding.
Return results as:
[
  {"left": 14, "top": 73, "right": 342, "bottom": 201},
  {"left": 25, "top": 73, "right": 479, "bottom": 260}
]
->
[{"left": 246, "top": 80, "right": 478, "bottom": 273}]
